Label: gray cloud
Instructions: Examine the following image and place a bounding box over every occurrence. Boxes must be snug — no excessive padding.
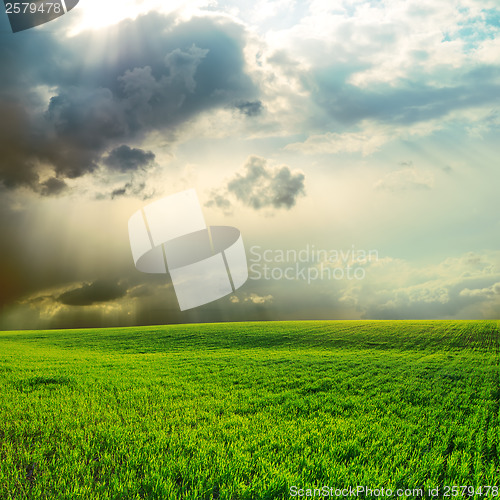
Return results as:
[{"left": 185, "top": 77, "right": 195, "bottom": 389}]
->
[
  {"left": 97, "top": 145, "right": 155, "bottom": 200},
  {"left": 103, "top": 145, "right": 155, "bottom": 173},
  {"left": 109, "top": 181, "right": 148, "bottom": 200},
  {"left": 38, "top": 177, "right": 68, "bottom": 197},
  {"left": 0, "top": 13, "right": 258, "bottom": 194},
  {"left": 164, "top": 45, "right": 210, "bottom": 93},
  {"left": 235, "top": 100, "right": 263, "bottom": 116},
  {"left": 229, "top": 156, "right": 305, "bottom": 210},
  {"left": 305, "top": 65, "right": 500, "bottom": 128},
  {"left": 208, "top": 156, "right": 306, "bottom": 212},
  {"left": 110, "top": 187, "right": 127, "bottom": 198},
  {"left": 205, "top": 190, "right": 233, "bottom": 214}
]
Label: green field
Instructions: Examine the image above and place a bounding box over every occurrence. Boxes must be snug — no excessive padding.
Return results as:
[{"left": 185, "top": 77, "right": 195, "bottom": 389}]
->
[{"left": 0, "top": 321, "right": 499, "bottom": 499}]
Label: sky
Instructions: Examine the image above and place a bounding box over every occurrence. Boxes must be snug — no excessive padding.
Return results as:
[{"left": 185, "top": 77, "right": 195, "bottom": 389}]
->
[{"left": 0, "top": 0, "right": 499, "bottom": 329}]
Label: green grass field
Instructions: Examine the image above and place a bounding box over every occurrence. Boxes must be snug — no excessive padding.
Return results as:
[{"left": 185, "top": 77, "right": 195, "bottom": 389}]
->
[{"left": 0, "top": 321, "right": 499, "bottom": 499}]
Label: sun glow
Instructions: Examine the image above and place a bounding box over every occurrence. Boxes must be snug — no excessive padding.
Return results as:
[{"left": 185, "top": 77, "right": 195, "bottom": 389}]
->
[
  {"left": 68, "top": 0, "right": 213, "bottom": 35},
  {"left": 69, "top": 0, "right": 147, "bottom": 34}
]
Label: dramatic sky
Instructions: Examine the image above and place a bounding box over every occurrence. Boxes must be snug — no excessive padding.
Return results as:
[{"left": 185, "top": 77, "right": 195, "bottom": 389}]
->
[{"left": 1, "top": 0, "right": 499, "bottom": 329}]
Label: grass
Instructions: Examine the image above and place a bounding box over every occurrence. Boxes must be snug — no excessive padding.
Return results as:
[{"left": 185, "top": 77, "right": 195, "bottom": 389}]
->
[{"left": 0, "top": 320, "right": 499, "bottom": 499}]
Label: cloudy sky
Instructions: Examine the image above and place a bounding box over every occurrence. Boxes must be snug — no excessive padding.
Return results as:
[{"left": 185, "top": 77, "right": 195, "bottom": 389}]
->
[{"left": 0, "top": 0, "right": 499, "bottom": 329}]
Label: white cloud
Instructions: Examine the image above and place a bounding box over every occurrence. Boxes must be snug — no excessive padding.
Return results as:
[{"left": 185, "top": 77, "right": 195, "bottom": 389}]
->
[
  {"left": 374, "top": 165, "right": 434, "bottom": 191},
  {"left": 245, "top": 293, "right": 274, "bottom": 304},
  {"left": 229, "top": 293, "right": 274, "bottom": 304},
  {"left": 460, "top": 282, "right": 500, "bottom": 298},
  {"left": 285, "top": 130, "right": 388, "bottom": 156},
  {"left": 265, "top": 0, "right": 499, "bottom": 83},
  {"left": 338, "top": 251, "right": 500, "bottom": 319},
  {"left": 284, "top": 117, "right": 448, "bottom": 156}
]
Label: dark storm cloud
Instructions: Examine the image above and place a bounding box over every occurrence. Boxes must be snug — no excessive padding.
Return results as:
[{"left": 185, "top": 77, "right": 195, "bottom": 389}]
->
[
  {"left": 0, "top": 101, "right": 43, "bottom": 189},
  {"left": 57, "top": 280, "right": 127, "bottom": 306},
  {"left": 103, "top": 146, "right": 155, "bottom": 173},
  {"left": 207, "top": 156, "right": 305, "bottom": 212},
  {"left": 0, "top": 12, "right": 258, "bottom": 193},
  {"left": 95, "top": 145, "right": 154, "bottom": 200}
]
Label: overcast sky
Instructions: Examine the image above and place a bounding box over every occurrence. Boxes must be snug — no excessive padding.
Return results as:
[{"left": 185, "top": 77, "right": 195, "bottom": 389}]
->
[{"left": 1, "top": 0, "right": 499, "bottom": 329}]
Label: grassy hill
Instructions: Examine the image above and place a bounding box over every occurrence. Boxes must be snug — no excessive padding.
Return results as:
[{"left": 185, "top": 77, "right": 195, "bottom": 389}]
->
[{"left": 0, "top": 321, "right": 499, "bottom": 499}]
